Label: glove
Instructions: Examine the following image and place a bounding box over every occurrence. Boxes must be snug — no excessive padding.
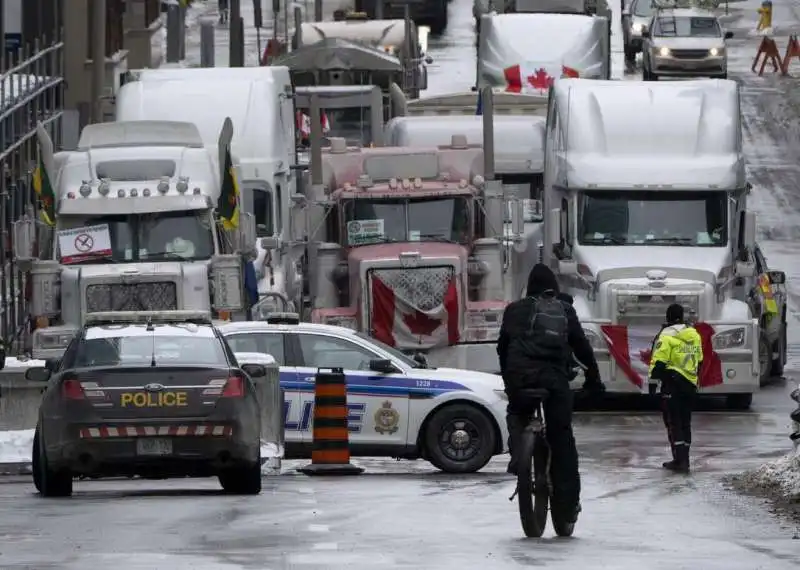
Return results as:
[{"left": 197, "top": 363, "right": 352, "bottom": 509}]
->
[{"left": 582, "top": 370, "right": 606, "bottom": 393}]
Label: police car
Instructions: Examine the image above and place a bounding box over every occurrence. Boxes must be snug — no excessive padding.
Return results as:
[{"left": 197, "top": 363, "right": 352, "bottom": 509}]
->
[
  {"left": 26, "top": 311, "right": 265, "bottom": 497},
  {"left": 217, "top": 315, "right": 510, "bottom": 473}
]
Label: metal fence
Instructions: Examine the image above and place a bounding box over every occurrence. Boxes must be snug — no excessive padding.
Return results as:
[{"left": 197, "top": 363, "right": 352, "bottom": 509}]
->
[{"left": 0, "top": 32, "right": 64, "bottom": 352}]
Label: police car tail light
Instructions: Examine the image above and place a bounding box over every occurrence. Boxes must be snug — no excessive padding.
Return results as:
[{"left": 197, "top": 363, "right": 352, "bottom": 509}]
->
[
  {"left": 61, "top": 376, "right": 86, "bottom": 400},
  {"left": 712, "top": 327, "right": 746, "bottom": 350},
  {"left": 221, "top": 376, "right": 245, "bottom": 398}
]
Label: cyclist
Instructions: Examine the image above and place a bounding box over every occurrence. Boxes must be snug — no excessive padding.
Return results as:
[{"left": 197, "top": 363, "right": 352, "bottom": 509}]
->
[{"left": 497, "top": 263, "right": 604, "bottom": 524}]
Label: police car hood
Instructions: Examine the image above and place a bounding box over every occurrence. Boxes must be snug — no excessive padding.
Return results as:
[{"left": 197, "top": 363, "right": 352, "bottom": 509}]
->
[{"left": 416, "top": 367, "right": 504, "bottom": 390}]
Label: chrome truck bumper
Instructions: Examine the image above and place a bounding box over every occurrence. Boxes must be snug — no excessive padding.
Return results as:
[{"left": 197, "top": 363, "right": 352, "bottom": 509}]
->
[{"left": 574, "top": 318, "right": 761, "bottom": 395}]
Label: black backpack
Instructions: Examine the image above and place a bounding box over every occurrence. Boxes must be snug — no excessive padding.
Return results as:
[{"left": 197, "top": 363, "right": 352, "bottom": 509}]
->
[{"left": 525, "top": 290, "right": 569, "bottom": 358}]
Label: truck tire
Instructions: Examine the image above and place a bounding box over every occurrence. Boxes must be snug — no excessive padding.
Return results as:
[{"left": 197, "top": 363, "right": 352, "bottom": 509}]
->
[
  {"left": 770, "top": 316, "right": 787, "bottom": 377},
  {"left": 726, "top": 393, "right": 753, "bottom": 411},
  {"left": 34, "top": 428, "right": 73, "bottom": 497},
  {"left": 758, "top": 331, "right": 772, "bottom": 386},
  {"left": 424, "top": 403, "right": 496, "bottom": 473}
]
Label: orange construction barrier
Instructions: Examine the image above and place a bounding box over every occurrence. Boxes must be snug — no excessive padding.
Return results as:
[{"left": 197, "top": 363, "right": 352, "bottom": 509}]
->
[
  {"left": 298, "top": 368, "right": 364, "bottom": 476},
  {"left": 781, "top": 34, "right": 800, "bottom": 75},
  {"left": 752, "top": 36, "right": 783, "bottom": 75}
]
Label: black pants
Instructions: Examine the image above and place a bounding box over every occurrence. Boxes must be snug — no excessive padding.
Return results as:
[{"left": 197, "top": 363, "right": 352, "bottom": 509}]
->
[
  {"left": 660, "top": 375, "right": 696, "bottom": 448},
  {"left": 505, "top": 368, "right": 579, "bottom": 511}
]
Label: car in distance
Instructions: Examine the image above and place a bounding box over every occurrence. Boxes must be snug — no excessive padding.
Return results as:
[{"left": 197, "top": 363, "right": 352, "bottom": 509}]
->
[
  {"left": 622, "top": 0, "right": 656, "bottom": 66},
  {"left": 28, "top": 310, "right": 267, "bottom": 497},
  {"left": 641, "top": 8, "right": 732, "bottom": 80},
  {"left": 218, "top": 313, "right": 510, "bottom": 474}
]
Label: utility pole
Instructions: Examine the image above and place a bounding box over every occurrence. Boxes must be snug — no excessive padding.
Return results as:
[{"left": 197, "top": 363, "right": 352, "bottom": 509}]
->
[{"left": 91, "top": 0, "right": 107, "bottom": 124}]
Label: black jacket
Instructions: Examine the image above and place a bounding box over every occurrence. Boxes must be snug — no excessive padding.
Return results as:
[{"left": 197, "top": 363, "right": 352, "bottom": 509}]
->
[{"left": 496, "top": 264, "right": 600, "bottom": 383}]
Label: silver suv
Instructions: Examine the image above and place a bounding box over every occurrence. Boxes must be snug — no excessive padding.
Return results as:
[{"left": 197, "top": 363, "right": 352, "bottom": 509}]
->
[{"left": 642, "top": 8, "right": 733, "bottom": 80}]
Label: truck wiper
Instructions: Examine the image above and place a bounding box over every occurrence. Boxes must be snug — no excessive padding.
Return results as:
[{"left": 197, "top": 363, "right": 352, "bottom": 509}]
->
[
  {"left": 584, "top": 235, "right": 627, "bottom": 245},
  {"left": 644, "top": 237, "right": 695, "bottom": 245},
  {"left": 417, "top": 234, "right": 456, "bottom": 243}
]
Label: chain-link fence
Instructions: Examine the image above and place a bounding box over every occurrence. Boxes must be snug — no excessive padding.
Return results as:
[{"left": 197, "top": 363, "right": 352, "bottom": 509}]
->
[{"left": 0, "top": 28, "right": 64, "bottom": 352}]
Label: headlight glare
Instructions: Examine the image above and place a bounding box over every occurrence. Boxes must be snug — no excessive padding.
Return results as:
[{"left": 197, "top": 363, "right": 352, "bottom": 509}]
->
[{"left": 658, "top": 46, "right": 671, "bottom": 56}]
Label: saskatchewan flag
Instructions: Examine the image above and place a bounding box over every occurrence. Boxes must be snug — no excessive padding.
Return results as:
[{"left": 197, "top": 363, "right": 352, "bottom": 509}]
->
[
  {"left": 32, "top": 155, "right": 56, "bottom": 227},
  {"left": 217, "top": 146, "right": 240, "bottom": 230}
]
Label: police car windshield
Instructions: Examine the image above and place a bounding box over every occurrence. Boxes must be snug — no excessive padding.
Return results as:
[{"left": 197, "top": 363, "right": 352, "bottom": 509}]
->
[
  {"left": 58, "top": 210, "right": 215, "bottom": 264},
  {"left": 578, "top": 190, "right": 727, "bottom": 246},
  {"left": 354, "top": 332, "right": 421, "bottom": 368},
  {"left": 74, "top": 333, "right": 227, "bottom": 367},
  {"left": 343, "top": 196, "right": 472, "bottom": 245}
]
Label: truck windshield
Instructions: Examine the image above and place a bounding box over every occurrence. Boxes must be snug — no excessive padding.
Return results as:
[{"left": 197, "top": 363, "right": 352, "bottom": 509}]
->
[
  {"left": 578, "top": 190, "right": 727, "bottom": 246},
  {"left": 342, "top": 196, "right": 472, "bottom": 246},
  {"left": 58, "top": 210, "right": 215, "bottom": 264},
  {"left": 297, "top": 107, "right": 373, "bottom": 147}
]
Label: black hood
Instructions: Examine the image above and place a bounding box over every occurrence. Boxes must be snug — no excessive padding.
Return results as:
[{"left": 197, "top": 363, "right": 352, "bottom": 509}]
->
[
  {"left": 526, "top": 263, "right": 560, "bottom": 297},
  {"left": 557, "top": 292, "right": 574, "bottom": 305}
]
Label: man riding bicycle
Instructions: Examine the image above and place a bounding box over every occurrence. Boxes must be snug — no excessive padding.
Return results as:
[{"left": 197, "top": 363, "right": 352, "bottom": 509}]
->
[{"left": 497, "top": 264, "right": 605, "bottom": 524}]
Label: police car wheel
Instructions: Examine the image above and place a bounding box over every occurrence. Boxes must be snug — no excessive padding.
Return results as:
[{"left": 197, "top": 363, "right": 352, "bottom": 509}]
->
[
  {"left": 218, "top": 460, "right": 262, "bottom": 495},
  {"left": 32, "top": 427, "right": 43, "bottom": 493},
  {"left": 424, "top": 404, "right": 496, "bottom": 474},
  {"left": 34, "top": 428, "right": 73, "bottom": 497}
]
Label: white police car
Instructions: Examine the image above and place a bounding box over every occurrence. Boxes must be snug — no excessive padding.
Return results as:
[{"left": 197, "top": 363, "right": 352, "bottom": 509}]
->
[{"left": 217, "top": 315, "right": 509, "bottom": 473}]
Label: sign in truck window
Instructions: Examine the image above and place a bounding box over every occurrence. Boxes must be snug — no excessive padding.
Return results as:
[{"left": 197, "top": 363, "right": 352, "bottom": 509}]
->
[
  {"left": 347, "top": 219, "right": 385, "bottom": 245},
  {"left": 57, "top": 224, "right": 113, "bottom": 264}
]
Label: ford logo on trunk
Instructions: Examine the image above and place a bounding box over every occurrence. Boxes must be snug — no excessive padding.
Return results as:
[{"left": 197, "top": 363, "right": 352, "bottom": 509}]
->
[{"left": 144, "top": 383, "right": 165, "bottom": 392}]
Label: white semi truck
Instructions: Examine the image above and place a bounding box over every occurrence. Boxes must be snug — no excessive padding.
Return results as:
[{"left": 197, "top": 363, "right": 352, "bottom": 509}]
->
[
  {"left": 299, "top": 90, "right": 519, "bottom": 372},
  {"left": 543, "top": 78, "right": 760, "bottom": 409},
  {"left": 14, "top": 120, "right": 256, "bottom": 360}
]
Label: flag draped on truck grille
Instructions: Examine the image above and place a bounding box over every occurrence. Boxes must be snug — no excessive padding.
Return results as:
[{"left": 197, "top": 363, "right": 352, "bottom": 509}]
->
[
  {"left": 600, "top": 323, "right": 723, "bottom": 388},
  {"left": 217, "top": 146, "right": 240, "bottom": 230},
  {"left": 32, "top": 155, "right": 55, "bottom": 227},
  {"left": 370, "top": 267, "right": 459, "bottom": 349}
]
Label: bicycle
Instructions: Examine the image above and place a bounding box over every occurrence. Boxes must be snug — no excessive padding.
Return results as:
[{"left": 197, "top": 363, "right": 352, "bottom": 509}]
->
[{"left": 508, "top": 388, "right": 576, "bottom": 538}]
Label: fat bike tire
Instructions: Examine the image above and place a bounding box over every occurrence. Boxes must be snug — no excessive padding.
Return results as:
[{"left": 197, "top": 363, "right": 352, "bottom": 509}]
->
[{"left": 517, "top": 431, "right": 548, "bottom": 538}]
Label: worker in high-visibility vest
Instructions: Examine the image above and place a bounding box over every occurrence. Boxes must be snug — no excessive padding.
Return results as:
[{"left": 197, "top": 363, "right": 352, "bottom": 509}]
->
[{"left": 758, "top": 273, "right": 779, "bottom": 321}]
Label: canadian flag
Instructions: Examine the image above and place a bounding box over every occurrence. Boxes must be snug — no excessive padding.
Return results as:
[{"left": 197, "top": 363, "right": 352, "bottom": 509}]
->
[
  {"left": 370, "top": 276, "right": 460, "bottom": 349},
  {"left": 296, "top": 111, "right": 330, "bottom": 139},
  {"left": 503, "top": 64, "right": 580, "bottom": 94},
  {"left": 600, "top": 323, "right": 723, "bottom": 389}
]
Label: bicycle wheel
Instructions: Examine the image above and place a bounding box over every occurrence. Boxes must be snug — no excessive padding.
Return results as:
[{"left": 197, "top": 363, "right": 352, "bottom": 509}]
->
[{"left": 517, "top": 429, "right": 549, "bottom": 538}]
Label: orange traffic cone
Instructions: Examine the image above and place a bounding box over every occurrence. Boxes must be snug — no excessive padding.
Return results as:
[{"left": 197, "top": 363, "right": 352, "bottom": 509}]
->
[
  {"left": 297, "top": 368, "right": 364, "bottom": 476},
  {"left": 752, "top": 36, "right": 783, "bottom": 76}
]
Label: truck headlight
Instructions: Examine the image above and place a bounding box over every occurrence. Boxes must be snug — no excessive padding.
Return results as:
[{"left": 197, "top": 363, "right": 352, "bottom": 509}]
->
[
  {"left": 33, "top": 329, "right": 77, "bottom": 351},
  {"left": 324, "top": 316, "right": 358, "bottom": 330},
  {"left": 583, "top": 329, "right": 607, "bottom": 350},
  {"left": 211, "top": 256, "right": 244, "bottom": 311},
  {"left": 712, "top": 327, "right": 745, "bottom": 350}
]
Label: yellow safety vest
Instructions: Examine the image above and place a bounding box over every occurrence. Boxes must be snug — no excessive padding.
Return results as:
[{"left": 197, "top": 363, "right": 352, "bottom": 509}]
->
[
  {"left": 758, "top": 274, "right": 778, "bottom": 316},
  {"left": 648, "top": 325, "right": 703, "bottom": 386}
]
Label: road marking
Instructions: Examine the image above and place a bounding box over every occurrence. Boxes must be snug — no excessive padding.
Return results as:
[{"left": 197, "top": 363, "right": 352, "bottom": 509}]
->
[
  {"left": 308, "top": 524, "right": 330, "bottom": 533},
  {"left": 312, "top": 542, "right": 338, "bottom": 550}
]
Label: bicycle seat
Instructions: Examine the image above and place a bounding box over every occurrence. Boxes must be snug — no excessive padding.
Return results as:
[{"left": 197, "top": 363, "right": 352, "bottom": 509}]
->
[{"left": 518, "top": 388, "right": 549, "bottom": 401}]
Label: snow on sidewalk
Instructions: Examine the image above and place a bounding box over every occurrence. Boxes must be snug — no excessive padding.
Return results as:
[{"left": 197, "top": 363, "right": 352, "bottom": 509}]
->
[{"left": 0, "top": 429, "right": 33, "bottom": 464}]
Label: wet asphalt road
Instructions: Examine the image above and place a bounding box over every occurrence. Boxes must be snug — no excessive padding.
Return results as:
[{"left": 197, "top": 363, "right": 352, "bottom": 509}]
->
[
  {"left": 1, "top": 382, "right": 796, "bottom": 569},
  {"left": 3, "top": 1, "right": 800, "bottom": 568}
]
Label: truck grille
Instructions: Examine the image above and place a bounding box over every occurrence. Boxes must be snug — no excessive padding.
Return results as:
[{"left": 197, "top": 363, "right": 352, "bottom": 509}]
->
[
  {"left": 371, "top": 266, "right": 455, "bottom": 311},
  {"left": 86, "top": 282, "right": 178, "bottom": 313}
]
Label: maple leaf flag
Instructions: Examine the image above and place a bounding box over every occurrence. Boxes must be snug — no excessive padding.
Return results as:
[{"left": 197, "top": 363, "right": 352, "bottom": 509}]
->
[
  {"left": 370, "top": 276, "right": 460, "bottom": 349},
  {"left": 503, "top": 65, "right": 581, "bottom": 93},
  {"left": 297, "top": 110, "right": 330, "bottom": 139}
]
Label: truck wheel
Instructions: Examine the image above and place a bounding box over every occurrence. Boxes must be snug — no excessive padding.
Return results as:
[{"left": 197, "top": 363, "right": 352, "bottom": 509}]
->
[
  {"left": 726, "top": 393, "right": 753, "bottom": 411},
  {"left": 770, "top": 317, "right": 787, "bottom": 377},
  {"left": 758, "top": 331, "right": 772, "bottom": 386},
  {"left": 35, "top": 428, "right": 73, "bottom": 497},
  {"left": 219, "top": 458, "right": 262, "bottom": 495},
  {"left": 424, "top": 404, "right": 496, "bottom": 473}
]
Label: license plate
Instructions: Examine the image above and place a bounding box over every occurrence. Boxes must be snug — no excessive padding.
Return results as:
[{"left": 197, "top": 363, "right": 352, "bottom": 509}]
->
[{"left": 136, "top": 438, "right": 173, "bottom": 456}]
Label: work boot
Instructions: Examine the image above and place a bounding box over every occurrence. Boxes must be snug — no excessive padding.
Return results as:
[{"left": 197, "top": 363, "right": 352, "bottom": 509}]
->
[
  {"left": 664, "top": 445, "right": 690, "bottom": 474},
  {"left": 662, "top": 444, "right": 678, "bottom": 470}
]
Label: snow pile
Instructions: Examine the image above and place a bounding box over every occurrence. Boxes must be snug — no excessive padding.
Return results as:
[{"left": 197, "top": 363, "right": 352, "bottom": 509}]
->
[
  {"left": 738, "top": 449, "right": 800, "bottom": 501},
  {"left": 0, "top": 429, "right": 33, "bottom": 464},
  {"left": 3, "top": 356, "right": 46, "bottom": 369}
]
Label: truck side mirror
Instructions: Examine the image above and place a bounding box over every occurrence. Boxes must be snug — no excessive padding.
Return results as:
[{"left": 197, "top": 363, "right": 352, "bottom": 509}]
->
[
  {"left": 767, "top": 270, "right": 786, "bottom": 285},
  {"left": 548, "top": 208, "right": 562, "bottom": 247},
  {"left": 743, "top": 211, "right": 757, "bottom": 250},
  {"left": 724, "top": 31, "right": 734, "bottom": 39}
]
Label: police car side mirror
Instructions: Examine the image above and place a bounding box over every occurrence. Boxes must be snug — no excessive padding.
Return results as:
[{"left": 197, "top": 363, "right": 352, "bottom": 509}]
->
[
  {"left": 241, "top": 363, "right": 268, "bottom": 378},
  {"left": 767, "top": 270, "right": 786, "bottom": 285},
  {"left": 369, "top": 359, "right": 398, "bottom": 374},
  {"left": 25, "top": 367, "right": 52, "bottom": 382}
]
